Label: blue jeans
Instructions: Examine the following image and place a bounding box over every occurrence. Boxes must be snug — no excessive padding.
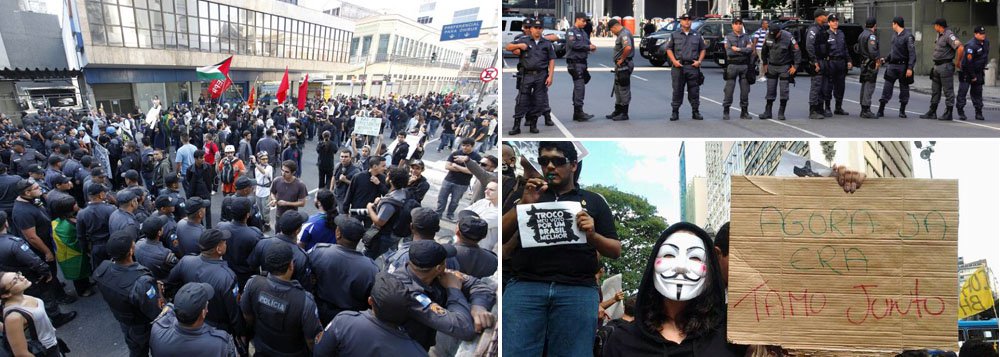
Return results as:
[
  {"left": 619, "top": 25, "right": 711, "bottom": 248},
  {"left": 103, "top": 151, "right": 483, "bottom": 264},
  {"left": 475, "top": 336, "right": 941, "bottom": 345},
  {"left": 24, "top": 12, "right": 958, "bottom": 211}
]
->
[
  {"left": 435, "top": 180, "right": 468, "bottom": 219},
  {"left": 437, "top": 133, "right": 455, "bottom": 152},
  {"left": 428, "top": 119, "right": 440, "bottom": 137},
  {"left": 502, "top": 280, "right": 600, "bottom": 356}
]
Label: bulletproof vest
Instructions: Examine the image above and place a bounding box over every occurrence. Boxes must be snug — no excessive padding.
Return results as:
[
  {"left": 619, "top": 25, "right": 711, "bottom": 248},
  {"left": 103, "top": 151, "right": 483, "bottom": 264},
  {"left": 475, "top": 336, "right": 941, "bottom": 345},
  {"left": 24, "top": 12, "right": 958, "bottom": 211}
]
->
[
  {"left": 94, "top": 262, "right": 154, "bottom": 325},
  {"left": 809, "top": 24, "right": 829, "bottom": 60},
  {"left": 248, "top": 276, "right": 309, "bottom": 355},
  {"left": 134, "top": 240, "right": 170, "bottom": 278}
]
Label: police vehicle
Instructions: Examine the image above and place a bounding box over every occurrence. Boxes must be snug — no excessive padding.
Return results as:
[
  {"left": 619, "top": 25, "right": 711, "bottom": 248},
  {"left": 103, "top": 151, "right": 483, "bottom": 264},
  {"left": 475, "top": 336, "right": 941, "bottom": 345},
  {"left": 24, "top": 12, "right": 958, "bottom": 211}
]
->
[{"left": 502, "top": 16, "right": 567, "bottom": 58}]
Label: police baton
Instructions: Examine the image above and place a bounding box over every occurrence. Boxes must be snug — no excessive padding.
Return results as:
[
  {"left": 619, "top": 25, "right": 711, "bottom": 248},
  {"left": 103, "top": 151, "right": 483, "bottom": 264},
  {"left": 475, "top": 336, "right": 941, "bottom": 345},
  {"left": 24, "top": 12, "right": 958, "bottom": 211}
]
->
[{"left": 610, "top": 67, "right": 618, "bottom": 97}]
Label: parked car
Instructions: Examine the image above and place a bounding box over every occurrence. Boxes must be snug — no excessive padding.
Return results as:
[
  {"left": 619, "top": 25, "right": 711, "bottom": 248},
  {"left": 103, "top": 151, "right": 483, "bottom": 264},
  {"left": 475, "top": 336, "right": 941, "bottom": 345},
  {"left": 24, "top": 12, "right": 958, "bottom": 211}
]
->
[{"left": 502, "top": 16, "right": 566, "bottom": 58}]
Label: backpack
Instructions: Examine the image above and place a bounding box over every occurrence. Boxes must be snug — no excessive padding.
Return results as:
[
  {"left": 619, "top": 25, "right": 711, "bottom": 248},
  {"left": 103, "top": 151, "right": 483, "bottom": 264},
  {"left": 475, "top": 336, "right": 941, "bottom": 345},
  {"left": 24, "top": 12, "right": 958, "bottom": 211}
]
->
[
  {"left": 220, "top": 159, "right": 237, "bottom": 185},
  {"left": 381, "top": 191, "right": 422, "bottom": 238},
  {"left": 1, "top": 308, "right": 50, "bottom": 357}
]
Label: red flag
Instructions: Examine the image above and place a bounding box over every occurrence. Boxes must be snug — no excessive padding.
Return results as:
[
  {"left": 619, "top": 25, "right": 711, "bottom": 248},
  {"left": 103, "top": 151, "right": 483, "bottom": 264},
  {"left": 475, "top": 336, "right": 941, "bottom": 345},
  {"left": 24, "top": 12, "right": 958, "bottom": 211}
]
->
[
  {"left": 205, "top": 56, "right": 234, "bottom": 99},
  {"left": 277, "top": 68, "right": 289, "bottom": 104},
  {"left": 247, "top": 85, "right": 256, "bottom": 109},
  {"left": 297, "top": 74, "right": 309, "bottom": 111}
]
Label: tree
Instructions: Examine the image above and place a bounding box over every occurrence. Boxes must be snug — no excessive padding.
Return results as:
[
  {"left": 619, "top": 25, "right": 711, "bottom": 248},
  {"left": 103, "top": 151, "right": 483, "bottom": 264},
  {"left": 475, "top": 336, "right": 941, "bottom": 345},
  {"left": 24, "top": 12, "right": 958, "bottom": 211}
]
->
[{"left": 586, "top": 184, "right": 669, "bottom": 294}]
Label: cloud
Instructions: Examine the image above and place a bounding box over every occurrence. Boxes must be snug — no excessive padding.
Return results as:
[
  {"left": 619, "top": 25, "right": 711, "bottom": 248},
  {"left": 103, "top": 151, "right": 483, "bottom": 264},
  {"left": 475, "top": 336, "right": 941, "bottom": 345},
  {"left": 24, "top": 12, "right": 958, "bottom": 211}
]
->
[{"left": 617, "top": 141, "right": 680, "bottom": 159}]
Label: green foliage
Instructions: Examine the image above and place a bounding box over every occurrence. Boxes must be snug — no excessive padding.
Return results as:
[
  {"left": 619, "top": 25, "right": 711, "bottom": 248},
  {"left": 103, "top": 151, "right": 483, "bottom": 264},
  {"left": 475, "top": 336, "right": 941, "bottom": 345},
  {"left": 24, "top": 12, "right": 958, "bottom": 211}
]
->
[{"left": 585, "top": 184, "right": 669, "bottom": 294}]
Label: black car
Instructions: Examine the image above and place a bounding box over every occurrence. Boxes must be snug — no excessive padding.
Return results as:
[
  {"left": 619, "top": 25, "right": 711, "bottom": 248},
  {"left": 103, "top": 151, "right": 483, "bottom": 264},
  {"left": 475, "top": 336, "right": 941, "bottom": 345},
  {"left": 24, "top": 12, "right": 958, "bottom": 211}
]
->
[{"left": 775, "top": 20, "right": 864, "bottom": 71}]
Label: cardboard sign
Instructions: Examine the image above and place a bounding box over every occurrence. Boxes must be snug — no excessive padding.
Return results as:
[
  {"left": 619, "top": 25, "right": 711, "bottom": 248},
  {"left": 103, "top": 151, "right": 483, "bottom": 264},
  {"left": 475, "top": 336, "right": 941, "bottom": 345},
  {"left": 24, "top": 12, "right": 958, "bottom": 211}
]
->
[
  {"left": 958, "top": 266, "right": 995, "bottom": 318},
  {"left": 354, "top": 117, "right": 382, "bottom": 136},
  {"left": 516, "top": 202, "right": 585, "bottom": 248},
  {"left": 386, "top": 134, "right": 424, "bottom": 161},
  {"left": 601, "top": 274, "right": 624, "bottom": 320},
  {"left": 728, "top": 176, "right": 958, "bottom": 353}
]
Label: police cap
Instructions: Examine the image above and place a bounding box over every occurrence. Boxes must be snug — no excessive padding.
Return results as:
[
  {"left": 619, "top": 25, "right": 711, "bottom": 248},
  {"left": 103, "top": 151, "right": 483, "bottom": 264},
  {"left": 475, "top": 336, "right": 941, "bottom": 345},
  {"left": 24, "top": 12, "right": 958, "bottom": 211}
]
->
[
  {"left": 408, "top": 240, "right": 456, "bottom": 269},
  {"left": 370, "top": 273, "right": 410, "bottom": 324},
  {"left": 334, "top": 214, "right": 365, "bottom": 242},
  {"left": 198, "top": 228, "right": 231, "bottom": 251},
  {"left": 174, "top": 282, "right": 214, "bottom": 321}
]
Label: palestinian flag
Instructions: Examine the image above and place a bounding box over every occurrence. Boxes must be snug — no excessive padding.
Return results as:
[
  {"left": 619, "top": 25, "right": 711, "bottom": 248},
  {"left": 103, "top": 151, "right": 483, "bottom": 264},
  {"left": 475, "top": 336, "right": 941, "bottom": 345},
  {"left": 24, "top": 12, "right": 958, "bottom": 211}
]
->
[{"left": 197, "top": 56, "right": 233, "bottom": 81}]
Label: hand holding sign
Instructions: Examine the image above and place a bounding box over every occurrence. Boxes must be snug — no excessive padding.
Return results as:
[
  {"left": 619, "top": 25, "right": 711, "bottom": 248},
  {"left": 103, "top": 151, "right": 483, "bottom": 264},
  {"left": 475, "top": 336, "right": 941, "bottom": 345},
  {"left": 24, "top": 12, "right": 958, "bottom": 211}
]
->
[{"left": 517, "top": 202, "right": 586, "bottom": 248}]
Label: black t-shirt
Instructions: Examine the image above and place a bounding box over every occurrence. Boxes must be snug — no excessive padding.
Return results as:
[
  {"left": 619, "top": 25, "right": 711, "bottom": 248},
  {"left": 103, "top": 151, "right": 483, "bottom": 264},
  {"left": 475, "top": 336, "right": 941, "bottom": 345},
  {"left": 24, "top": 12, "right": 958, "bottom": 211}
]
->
[
  {"left": 441, "top": 118, "right": 456, "bottom": 134},
  {"left": 443, "top": 150, "right": 481, "bottom": 186},
  {"left": 12, "top": 199, "right": 54, "bottom": 252},
  {"left": 509, "top": 187, "right": 618, "bottom": 286}
]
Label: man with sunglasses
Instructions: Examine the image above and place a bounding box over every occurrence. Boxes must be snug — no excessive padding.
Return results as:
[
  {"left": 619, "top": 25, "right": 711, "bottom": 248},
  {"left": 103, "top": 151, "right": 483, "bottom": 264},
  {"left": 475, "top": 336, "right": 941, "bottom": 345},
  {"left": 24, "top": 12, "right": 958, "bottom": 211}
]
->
[
  {"left": 505, "top": 18, "right": 556, "bottom": 135},
  {"left": 501, "top": 141, "right": 620, "bottom": 356}
]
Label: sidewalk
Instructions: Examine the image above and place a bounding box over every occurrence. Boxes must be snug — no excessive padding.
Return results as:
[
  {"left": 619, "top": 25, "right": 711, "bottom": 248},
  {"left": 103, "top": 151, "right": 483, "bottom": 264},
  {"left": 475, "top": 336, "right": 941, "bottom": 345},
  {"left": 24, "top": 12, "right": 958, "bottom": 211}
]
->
[{"left": 907, "top": 75, "right": 1000, "bottom": 102}]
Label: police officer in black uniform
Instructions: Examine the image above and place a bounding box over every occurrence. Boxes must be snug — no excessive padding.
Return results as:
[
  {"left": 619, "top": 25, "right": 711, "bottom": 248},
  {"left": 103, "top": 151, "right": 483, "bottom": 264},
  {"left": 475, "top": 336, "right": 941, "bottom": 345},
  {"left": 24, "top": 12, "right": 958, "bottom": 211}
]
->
[
  {"left": 760, "top": 25, "right": 802, "bottom": 120},
  {"left": 858, "top": 17, "right": 881, "bottom": 118},
  {"left": 240, "top": 243, "right": 322, "bottom": 356},
  {"left": 805, "top": 9, "right": 830, "bottom": 119},
  {"left": 149, "top": 195, "right": 179, "bottom": 251},
  {"left": 76, "top": 183, "right": 116, "bottom": 268},
  {"left": 312, "top": 272, "right": 426, "bottom": 356},
  {"left": 823, "top": 14, "right": 852, "bottom": 116},
  {"left": 159, "top": 175, "right": 186, "bottom": 222},
  {"left": 505, "top": 18, "right": 556, "bottom": 134},
  {"left": 231, "top": 177, "right": 263, "bottom": 231},
  {"left": 453, "top": 211, "right": 497, "bottom": 278},
  {"left": 174, "top": 197, "right": 209, "bottom": 256},
  {"left": 566, "top": 12, "right": 597, "bottom": 121},
  {"left": 608, "top": 19, "right": 634, "bottom": 121},
  {"left": 249, "top": 210, "right": 312, "bottom": 289},
  {"left": 134, "top": 215, "right": 178, "bottom": 281},
  {"left": 109, "top": 189, "right": 140, "bottom": 236},
  {"left": 150, "top": 282, "right": 238, "bottom": 357},
  {"left": 509, "top": 21, "right": 559, "bottom": 135},
  {"left": 957, "top": 26, "right": 990, "bottom": 120},
  {"left": 878, "top": 16, "right": 916, "bottom": 118},
  {"left": 722, "top": 17, "right": 754, "bottom": 120},
  {"left": 218, "top": 197, "right": 262, "bottom": 289},
  {"left": 307, "top": 214, "right": 378, "bottom": 325},
  {"left": 920, "top": 18, "right": 965, "bottom": 121},
  {"left": 666, "top": 13, "right": 707, "bottom": 121},
  {"left": 165, "top": 229, "right": 243, "bottom": 342},
  {"left": 393, "top": 239, "right": 496, "bottom": 350},
  {"left": 93, "top": 231, "right": 164, "bottom": 357}
]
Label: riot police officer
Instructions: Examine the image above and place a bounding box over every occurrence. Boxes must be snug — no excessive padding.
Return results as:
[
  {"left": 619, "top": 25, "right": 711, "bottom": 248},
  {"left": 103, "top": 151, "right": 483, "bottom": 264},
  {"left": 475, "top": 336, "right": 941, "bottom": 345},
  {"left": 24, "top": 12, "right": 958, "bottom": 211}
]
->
[
  {"left": 920, "top": 18, "right": 965, "bottom": 120},
  {"left": 878, "top": 16, "right": 916, "bottom": 118},
  {"left": 608, "top": 19, "right": 634, "bottom": 121},
  {"left": 666, "top": 13, "right": 707, "bottom": 121},
  {"left": 165, "top": 229, "right": 243, "bottom": 339},
  {"left": 760, "top": 25, "right": 802, "bottom": 120},
  {"left": 174, "top": 197, "right": 209, "bottom": 256},
  {"left": 504, "top": 18, "right": 556, "bottom": 134},
  {"left": 510, "top": 21, "right": 558, "bottom": 135},
  {"left": 218, "top": 197, "right": 262, "bottom": 289},
  {"left": 307, "top": 215, "right": 378, "bottom": 325},
  {"left": 823, "top": 14, "right": 852, "bottom": 116},
  {"left": 805, "top": 9, "right": 830, "bottom": 119},
  {"left": 957, "top": 26, "right": 990, "bottom": 120},
  {"left": 249, "top": 211, "right": 312, "bottom": 289},
  {"left": 77, "top": 183, "right": 116, "bottom": 268},
  {"left": 858, "top": 17, "right": 881, "bottom": 118},
  {"left": 109, "top": 189, "right": 140, "bottom": 235},
  {"left": 149, "top": 195, "right": 178, "bottom": 251},
  {"left": 150, "top": 282, "right": 238, "bottom": 357},
  {"left": 722, "top": 17, "right": 754, "bottom": 120},
  {"left": 566, "top": 12, "right": 597, "bottom": 121},
  {"left": 240, "top": 243, "right": 322, "bottom": 356},
  {"left": 134, "top": 215, "right": 178, "bottom": 280},
  {"left": 93, "top": 230, "right": 164, "bottom": 357}
]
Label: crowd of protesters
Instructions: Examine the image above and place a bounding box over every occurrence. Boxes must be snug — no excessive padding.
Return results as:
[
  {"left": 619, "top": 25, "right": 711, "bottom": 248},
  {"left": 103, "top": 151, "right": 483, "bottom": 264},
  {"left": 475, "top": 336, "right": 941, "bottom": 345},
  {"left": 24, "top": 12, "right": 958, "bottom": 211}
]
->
[{"left": 0, "top": 90, "right": 499, "bottom": 357}]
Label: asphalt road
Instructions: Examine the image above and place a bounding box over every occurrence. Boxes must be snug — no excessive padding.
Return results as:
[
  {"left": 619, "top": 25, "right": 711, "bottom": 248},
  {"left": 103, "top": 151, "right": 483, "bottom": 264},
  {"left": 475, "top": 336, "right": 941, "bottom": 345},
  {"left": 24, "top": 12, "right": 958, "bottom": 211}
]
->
[
  {"left": 502, "top": 40, "right": 1000, "bottom": 138},
  {"left": 53, "top": 133, "right": 495, "bottom": 356}
]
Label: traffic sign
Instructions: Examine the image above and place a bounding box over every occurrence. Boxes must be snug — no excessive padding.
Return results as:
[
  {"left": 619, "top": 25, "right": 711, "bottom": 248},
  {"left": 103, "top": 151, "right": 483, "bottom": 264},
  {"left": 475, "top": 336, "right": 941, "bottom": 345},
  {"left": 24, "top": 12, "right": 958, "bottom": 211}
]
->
[
  {"left": 440, "top": 21, "right": 483, "bottom": 41},
  {"left": 480, "top": 67, "right": 498, "bottom": 83}
]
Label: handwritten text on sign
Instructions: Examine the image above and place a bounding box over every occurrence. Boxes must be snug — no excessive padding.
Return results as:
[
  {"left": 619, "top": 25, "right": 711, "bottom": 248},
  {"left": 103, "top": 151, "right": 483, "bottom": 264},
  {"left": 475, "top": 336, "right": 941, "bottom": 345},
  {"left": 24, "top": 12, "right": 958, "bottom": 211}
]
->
[
  {"left": 354, "top": 117, "right": 382, "bottom": 137},
  {"left": 728, "top": 176, "right": 958, "bottom": 352}
]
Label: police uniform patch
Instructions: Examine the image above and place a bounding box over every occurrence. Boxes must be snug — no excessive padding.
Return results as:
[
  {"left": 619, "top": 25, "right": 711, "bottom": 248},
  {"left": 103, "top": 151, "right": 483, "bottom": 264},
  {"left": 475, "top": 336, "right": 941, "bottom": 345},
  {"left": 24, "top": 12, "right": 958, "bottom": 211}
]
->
[
  {"left": 968, "top": 48, "right": 974, "bottom": 53},
  {"left": 146, "top": 286, "right": 157, "bottom": 299},
  {"left": 869, "top": 35, "right": 876, "bottom": 41},
  {"left": 429, "top": 303, "right": 448, "bottom": 316},
  {"left": 232, "top": 285, "right": 239, "bottom": 296},
  {"left": 20, "top": 244, "right": 29, "bottom": 251},
  {"left": 415, "top": 293, "right": 432, "bottom": 308}
]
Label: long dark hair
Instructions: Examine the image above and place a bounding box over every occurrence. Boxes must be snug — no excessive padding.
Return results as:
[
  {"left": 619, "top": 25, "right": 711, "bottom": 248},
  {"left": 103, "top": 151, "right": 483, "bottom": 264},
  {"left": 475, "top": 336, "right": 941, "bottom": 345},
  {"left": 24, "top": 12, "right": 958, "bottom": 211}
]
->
[
  {"left": 636, "top": 222, "right": 726, "bottom": 340},
  {"left": 315, "top": 189, "right": 337, "bottom": 230}
]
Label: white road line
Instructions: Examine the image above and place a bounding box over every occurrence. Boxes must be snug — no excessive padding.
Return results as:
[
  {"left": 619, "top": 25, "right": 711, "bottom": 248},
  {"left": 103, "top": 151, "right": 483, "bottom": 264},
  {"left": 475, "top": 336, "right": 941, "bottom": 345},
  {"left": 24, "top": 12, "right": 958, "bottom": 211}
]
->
[
  {"left": 845, "top": 79, "right": 1000, "bottom": 109},
  {"left": 548, "top": 114, "right": 576, "bottom": 139},
  {"left": 632, "top": 75, "right": 649, "bottom": 81},
  {"left": 503, "top": 59, "right": 511, "bottom": 67},
  {"left": 700, "top": 96, "right": 826, "bottom": 138},
  {"left": 841, "top": 98, "right": 1000, "bottom": 130},
  {"left": 599, "top": 63, "right": 610, "bottom": 68},
  {"left": 309, "top": 188, "right": 318, "bottom": 194}
]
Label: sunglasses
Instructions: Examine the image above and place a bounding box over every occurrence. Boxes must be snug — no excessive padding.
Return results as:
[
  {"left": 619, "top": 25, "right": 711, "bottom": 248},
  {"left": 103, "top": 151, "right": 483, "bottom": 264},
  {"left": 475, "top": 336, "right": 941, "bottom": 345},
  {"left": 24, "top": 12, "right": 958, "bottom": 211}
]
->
[{"left": 538, "top": 156, "right": 570, "bottom": 167}]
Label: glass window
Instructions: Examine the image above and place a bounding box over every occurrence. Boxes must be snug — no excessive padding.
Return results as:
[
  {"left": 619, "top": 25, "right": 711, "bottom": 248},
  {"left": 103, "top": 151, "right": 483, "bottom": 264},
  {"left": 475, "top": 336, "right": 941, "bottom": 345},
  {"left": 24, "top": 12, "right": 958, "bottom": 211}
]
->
[
  {"left": 134, "top": 0, "right": 147, "bottom": 9},
  {"left": 186, "top": 0, "right": 196, "bottom": 15},
  {"left": 362, "top": 35, "right": 372, "bottom": 55},
  {"left": 86, "top": 2, "right": 104, "bottom": 24},
  {"left": 136, "top": 9, "right": 149, "bottom": 29},
  {"left": 120, "top": 0, "right": 133, "bottom": 7},
  {"left": 209, "top": 3, "right": 218, "bottom": 20},
  {"left": 165, "top": 30, "right": 177, "bottom": 48},
  {"left": 123, "top": 27, "right": 139, "bottom": 47},
  {"left": 350, "top": 37, "right": 359, "bottom": 57},
  {"left": 90, "top": 24, "right": 107, "bottom": 45},
  {"left": 151, "top": 30, "right": 164, "bottom": 48},
  {"left": 104, "top": 4, "right": 120, "bottom": 25},
  {"left": 230, "top": 6, "right": 237, "bottom": 23},
  {"left": 377, "top": 34, "right": 390, "bottom": 56},
  {"left": 198, "top": 0, "right": 207, "bottom": 18},
  {"left": 137, "top": 28, "right": 151, "bottom": 47},
  {"left": 151, "top": 10, "right": 163, "bottom": 30},
  {"left": 157, "top": 0, "right": 168, "bottom": 12},
  {"left": 121, "top": 6, "right": 136, "bottom": 27},
  {"left": 164, "top": 13, "right": 175, "bottom": 31}
]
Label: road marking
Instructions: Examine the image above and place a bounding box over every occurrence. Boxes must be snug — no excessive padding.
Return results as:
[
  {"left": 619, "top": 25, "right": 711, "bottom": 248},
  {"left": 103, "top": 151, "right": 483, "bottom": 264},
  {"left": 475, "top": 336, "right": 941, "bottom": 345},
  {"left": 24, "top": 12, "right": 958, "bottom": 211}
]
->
[
  {"left": 700, "top": 96, "right": 826, "bottom": 138},
  {"left": 599, "top": 63, "right": 610, "bottom": 68},
  {"left": 841, "top": 98, "right": 1000, "bottom": 130},
  {"left": 845, "top": 78, "right": 1000, "bottom": 109},
  {"left": 548, "top": 114, "right": 576, "bottom": 139},
  {"left": 503, "top": 59, "right": 510, "bottom": 67},
  {"left": 632, "top": 75, "right": 649, "bottom": 81}
]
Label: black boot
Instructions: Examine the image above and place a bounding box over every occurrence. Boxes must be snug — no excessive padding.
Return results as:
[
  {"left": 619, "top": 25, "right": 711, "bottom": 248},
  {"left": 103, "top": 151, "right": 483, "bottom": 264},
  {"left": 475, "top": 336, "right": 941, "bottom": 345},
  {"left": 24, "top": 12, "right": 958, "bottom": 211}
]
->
[
  {"left": 544, "top": 112, "right": 555, "bottom": 126},
  {"left": 740, "top": 106, "right": 751, "bottom": 119},
  {"left": 920, "top": 104, "right": 938, "bottom": 119},
  {"left": 777, "top": 100, "right": 788, "bottom": 120},
  {"left": 612, "top": 105, "right": 630, "bottom": 121},
  {"left": 606, "top": 105, "right": 621, "bottom": 119},
  {"left": 508, "top": 118, "right": 522, "bottom": 135},
  {"left": 975, "top": 107, "right": 985, "bottom": 120},
  {"left": 528, "top": 117, "right": 540, "bottom": 133},
  {"left": 723, "top": 106, "right": 730, "bottom": 120},
  {"left": 876, "top": 101, "right": 886, "bottom": 118},
  {"left": 692, "top": 109, "right": 704, "bottom": 120},
  {"left": 834, "top": 100, "right": 848, "bottom": 115},
  {"left": 823, "top": 100, "right": 833, "bottom": 117},
  {"left": 938, "top": 106, "right": 953, "bottom": 121},
  {"left": 670, "top": 109, "right": 679, "bottom": 121},
  {"left": 809, "top": 103, "right": 824, "bottom": 119},
  {"left": 573, "top": 106, "right": 593, "bottom": 121},
  {"left": 759, "top": 100, "right": 773, "bottom": 119},
  {"left": 860, "top": 106, "right": 874, "bottom": 118},
  {"left": 898, "top": 103, "right": 908, "bottom": 118},
  {"left": 957, "top": 106, "right": 967, "bottom": 120}
]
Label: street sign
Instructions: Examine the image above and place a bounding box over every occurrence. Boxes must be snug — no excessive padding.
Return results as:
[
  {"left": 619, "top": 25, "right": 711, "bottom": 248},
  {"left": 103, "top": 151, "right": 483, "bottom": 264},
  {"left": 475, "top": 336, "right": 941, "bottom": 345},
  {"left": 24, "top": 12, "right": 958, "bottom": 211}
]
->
[
  {"left": 480, "top": 67, "right": 498, "bottom": 83},
  {"left": 440, "top": 20, "right": 483, "bottom": 41}
]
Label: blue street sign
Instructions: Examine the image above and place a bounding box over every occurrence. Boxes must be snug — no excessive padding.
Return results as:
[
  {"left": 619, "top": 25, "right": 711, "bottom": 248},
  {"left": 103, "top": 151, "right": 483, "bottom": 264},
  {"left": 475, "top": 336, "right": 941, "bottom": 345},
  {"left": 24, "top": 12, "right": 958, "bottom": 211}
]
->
[{"left": 440, "top": 20, "right": 483, "bottom": 41}]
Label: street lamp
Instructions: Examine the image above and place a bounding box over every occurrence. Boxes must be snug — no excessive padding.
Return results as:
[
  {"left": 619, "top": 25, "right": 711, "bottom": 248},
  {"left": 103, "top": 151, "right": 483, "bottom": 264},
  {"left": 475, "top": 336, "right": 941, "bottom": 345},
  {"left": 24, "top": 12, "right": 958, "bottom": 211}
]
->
[{"left": 915, "top": 141, "right": 937, "bottom": 178}]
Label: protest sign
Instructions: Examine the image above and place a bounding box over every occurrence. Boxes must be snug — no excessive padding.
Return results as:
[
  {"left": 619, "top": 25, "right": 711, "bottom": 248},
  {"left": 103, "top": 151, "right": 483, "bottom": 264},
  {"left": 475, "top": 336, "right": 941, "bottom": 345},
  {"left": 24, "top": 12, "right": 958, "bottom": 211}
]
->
[
  {"left": 516, "top": 201, "right": 585, "bottom": 248},
  {"left": 354, "top": 117, "right": 382, "bottom": 136},
  {"left": 958, "top": 266, "right": 995, "bottom": 319},
  {"left": 386, "top": 134, "right": 424, "bottom": 160},
  {"left": 601, "top": 274, "right": 624, "bottom": 320},
  {"left": 728, "top": 176, "right": 958, "bottom": 352}
]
